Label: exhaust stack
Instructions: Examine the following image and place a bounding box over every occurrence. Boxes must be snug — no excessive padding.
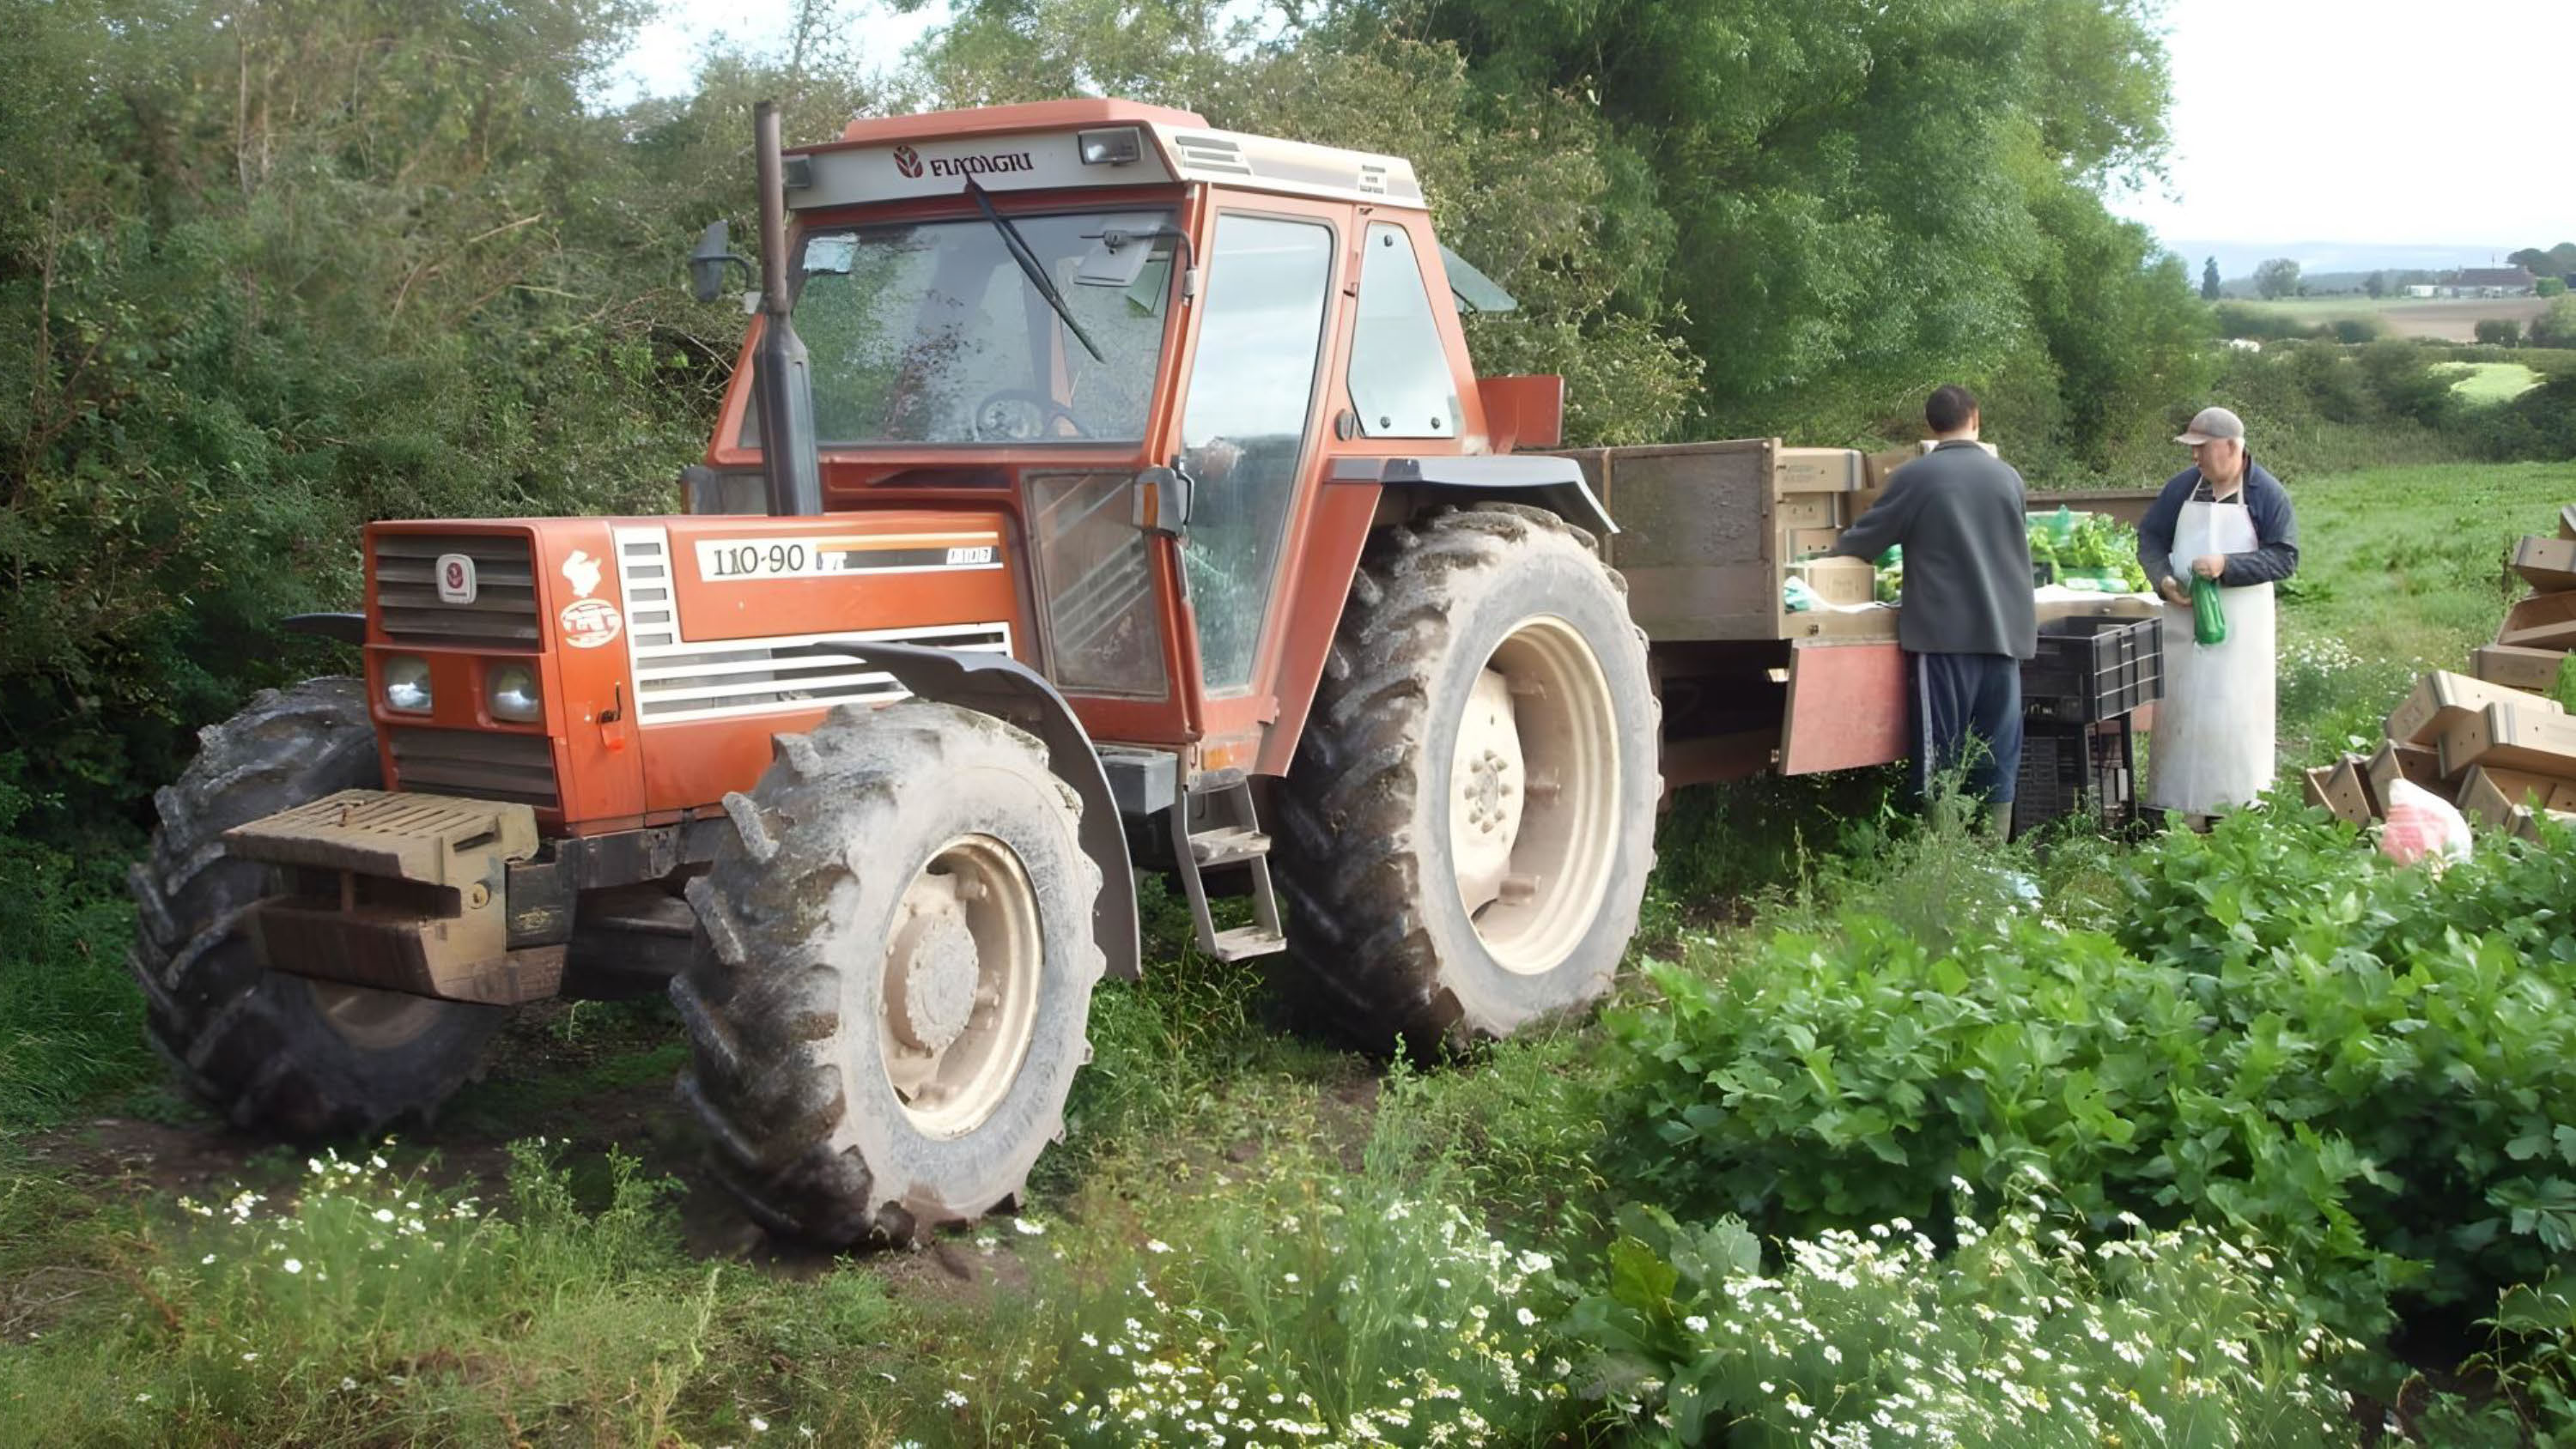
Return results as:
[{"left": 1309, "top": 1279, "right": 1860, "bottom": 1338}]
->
[{"left": 753, "top": 100, "right": 823, "bottom": 518}]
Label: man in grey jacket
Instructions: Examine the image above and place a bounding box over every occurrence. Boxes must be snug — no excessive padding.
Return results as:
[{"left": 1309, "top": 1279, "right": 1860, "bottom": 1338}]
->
[{"left": 1830, "top": 385, "right": 2037, "bottom": 837}]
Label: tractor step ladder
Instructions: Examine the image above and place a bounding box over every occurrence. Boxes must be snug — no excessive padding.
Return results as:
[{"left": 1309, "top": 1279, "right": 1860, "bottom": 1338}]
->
[{"left": 1170, "top": 779, "right": 1287, "bottom": 961}]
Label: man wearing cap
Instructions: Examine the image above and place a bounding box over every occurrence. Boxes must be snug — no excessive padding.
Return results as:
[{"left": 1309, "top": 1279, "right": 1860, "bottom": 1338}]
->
[
  {"left": 2136, "top": 405, "right": 2300, "bottom": 820},
  {"left": 1831, "top": 384, "right": 2036, "bottom": 840}
]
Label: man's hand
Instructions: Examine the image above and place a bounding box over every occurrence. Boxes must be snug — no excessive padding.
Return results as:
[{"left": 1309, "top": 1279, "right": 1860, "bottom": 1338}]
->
[
  {"left": 2191, "top": 553, "right": 2227, "bottom": 580},
  {"left": 2157, "top": 575, "right": 2190, "bottom": 607}
]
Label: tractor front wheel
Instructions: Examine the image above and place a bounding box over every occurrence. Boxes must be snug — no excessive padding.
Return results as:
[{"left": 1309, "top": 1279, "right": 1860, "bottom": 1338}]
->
[
  {"left": 673, "top": 701, "right": 1104, "bottom": 1246},
  {"left": 126, "top": 677, "right": 509, "bottom": 1137},
  {"left": 1274, "top": 506, "right": 1659, "bottom": 1050}
]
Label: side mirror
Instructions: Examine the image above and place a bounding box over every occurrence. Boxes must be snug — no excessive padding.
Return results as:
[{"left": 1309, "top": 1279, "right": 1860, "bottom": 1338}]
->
[
  {"left": 689, "top": 219, "right": 750, "bottom": 303},
  {"left": 1132, "top": 465, "right": 1192, "bottom": 536}
]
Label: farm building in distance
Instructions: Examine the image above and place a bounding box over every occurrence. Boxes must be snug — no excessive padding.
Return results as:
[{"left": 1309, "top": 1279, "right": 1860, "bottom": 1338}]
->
[{"left": 2449, "top": 267, "right": 2537, "bottom": 298}]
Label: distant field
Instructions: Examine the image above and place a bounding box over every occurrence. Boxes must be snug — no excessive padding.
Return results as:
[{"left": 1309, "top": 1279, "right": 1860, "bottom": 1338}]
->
[
  {"left": 2233, "top": 294, "right": 2556, "bottom": 342},
  {"left": 2443, "top": 361, "right": 2547, "bottom": 403}
]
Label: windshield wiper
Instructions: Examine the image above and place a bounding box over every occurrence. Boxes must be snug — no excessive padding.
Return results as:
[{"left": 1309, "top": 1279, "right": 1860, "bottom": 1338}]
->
[{"left": 964, "top": 179, "right": 1105, "bottom": 364}]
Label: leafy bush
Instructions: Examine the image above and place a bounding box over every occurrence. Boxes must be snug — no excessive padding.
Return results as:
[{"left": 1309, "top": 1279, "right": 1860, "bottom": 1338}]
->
[
  {"left": 2534, "top": 296, "right": 2576, "bottom": 349},
  {"left": 1607, "top": 808, "right": 2576, "bottom": 1337},
  {"left": 1568, "top": 1192, "right": 2357, "bottom": 1446},
  {"left": 2540, "top": 276, "right": 2569, "bottom": 298},
  {"left": 2478, "top": 319, "right": 2525, "bottom": 346}
]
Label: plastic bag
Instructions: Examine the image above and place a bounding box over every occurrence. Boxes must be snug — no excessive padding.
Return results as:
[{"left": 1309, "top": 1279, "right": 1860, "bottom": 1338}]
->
[
  {"left": 1783, "top": 576, "right": 1819, "bottom": 613},
  {"left": 2190, "top": 573, "right": 2228, "bottom": 646},
  {"left": 2378, "top": 778, "right": 2473, "bottom": 870}
]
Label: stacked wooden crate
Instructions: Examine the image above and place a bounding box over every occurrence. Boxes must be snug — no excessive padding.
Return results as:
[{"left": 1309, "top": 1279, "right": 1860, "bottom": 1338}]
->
[{"left": 2303, "top": 504, "right": 2576, "bottom": 841}]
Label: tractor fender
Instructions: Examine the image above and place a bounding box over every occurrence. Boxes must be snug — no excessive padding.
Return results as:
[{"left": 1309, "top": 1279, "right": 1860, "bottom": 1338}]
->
[
  {"left": 1331, "top": 455, "right": 1617, "bottom": 537},
  {"left": 826, "top": 640, "right": 1142, "bottom": 982}
]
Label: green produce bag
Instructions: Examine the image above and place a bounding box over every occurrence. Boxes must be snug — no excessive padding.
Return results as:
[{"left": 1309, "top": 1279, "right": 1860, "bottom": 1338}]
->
[{"left": 2190, "top": 573, "right": 2227, "bottom": 646}]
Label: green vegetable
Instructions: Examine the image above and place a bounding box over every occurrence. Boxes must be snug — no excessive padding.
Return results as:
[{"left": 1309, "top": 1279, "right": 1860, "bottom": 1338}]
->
[{"left": 2190, "top": 573, "right": 2227, "bottom": 645}]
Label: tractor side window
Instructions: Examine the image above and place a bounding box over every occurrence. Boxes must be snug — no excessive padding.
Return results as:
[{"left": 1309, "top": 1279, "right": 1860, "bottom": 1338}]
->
[
  {"left": 1347, "top": 223, "right": 1460, "bottom": 440},
  {"left": 1177, "top": 215, "right": 1334, "bottom": 695}
]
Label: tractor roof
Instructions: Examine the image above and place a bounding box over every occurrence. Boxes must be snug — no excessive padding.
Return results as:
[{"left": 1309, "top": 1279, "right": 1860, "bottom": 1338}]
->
[{"left": 786, "top": 96, "right": 1425, "bottom": 212}]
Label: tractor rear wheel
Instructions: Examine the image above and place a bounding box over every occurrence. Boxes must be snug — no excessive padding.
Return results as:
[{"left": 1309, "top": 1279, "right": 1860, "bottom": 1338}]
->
[
  {"left": 673, "top": 701, "right": 1104, "bottom": 1246},
  {"left": 1273, "top": 505, "right": 1659, "bottom": 1050},
  {"left": 126, "top": 677, "right": 509, "bottom": 1137}
]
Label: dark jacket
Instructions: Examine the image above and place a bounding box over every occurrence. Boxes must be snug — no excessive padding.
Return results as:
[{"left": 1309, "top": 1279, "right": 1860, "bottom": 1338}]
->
[
  {"left": 1830, "top": 440, "right": 2037, "bottom": 659},
  {"left": 2136, "top": 455, "right": 2299, "bottom": 588}
]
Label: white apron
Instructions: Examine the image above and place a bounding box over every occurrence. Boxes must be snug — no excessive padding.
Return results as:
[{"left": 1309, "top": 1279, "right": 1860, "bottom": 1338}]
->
[{"left": 2143, "top": 496, "right": 2276, "bottom": 814}]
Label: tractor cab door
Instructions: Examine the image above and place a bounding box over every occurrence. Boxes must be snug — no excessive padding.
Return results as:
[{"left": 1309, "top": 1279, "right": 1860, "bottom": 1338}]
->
[{"left": 1162, "top": 197, "right": 1346, "bottom": 773}]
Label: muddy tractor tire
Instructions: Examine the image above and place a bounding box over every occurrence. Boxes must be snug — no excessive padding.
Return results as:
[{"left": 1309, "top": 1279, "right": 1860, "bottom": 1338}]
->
[
  {"left": 673, "top": 701, "right": 1105, "bottom": 1247},
  {"left": 126, "top": 677, "right": 510, "bottom": 1137},
  {"left": 1274, "top": 505, "right": 1659, "bottom": 1051}
]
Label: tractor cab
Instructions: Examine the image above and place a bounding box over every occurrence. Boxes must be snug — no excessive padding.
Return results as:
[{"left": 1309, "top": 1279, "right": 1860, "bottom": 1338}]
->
[{"left": 679, "top": 100, "right": 1557, "bottom": 783}]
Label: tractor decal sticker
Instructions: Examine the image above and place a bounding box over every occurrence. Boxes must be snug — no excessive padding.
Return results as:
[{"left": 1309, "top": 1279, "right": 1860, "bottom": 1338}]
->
[
  {"left": 690, "top": 534, "right": 1005, "bottom": 583},
  {"left": 561, "top": 549, "right": 603, "bottom": 598},
  {"left": 558, "top": 597, "right": 623, "bottom": 649},
  {"left": 435, "top": 553, "right": 477, "bottom": 605}
]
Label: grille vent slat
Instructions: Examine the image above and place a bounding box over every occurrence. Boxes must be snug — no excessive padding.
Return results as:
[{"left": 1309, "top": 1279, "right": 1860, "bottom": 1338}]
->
[
  {"left": 373, "top": 533, "right": 542, "bottom": 652},
  {"left": 388, "top": 727, "right": 560, "bottom": 809}
]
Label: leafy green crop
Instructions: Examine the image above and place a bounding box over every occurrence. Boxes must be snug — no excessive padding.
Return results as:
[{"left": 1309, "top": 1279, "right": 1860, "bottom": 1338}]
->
[
  {"left": 1606, "top": 808, "right": 2576, "bottom": 1337},
  {"left": 2030, "top": 507, "right": 2151, "bottom": 591}
]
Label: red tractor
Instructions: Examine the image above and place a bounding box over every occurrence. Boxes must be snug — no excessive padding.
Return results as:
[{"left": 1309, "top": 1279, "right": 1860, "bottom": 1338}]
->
[{"left": 131, "top": 99, "right": 1675, "bottom": 1245}]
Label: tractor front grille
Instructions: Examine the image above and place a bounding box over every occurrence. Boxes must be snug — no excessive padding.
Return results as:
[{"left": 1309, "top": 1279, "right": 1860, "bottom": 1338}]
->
[
  {"left": 386, "top": 727, "right": 560, "bottom": 810},
  {"left": 373, "top": 532, "right": 542, "bottom": 651}
]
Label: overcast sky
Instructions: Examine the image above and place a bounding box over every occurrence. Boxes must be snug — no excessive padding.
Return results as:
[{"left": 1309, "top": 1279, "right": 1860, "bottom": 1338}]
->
[
  {"left": 605, "top": 0, "right": 2567, "bottom": 255},
  {"left": 2111, "top": 0, "right": 2564, "bottom": 251}
]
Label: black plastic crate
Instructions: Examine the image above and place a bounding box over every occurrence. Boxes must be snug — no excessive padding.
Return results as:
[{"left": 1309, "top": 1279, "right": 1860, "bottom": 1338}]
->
[
  {"left": 2021, "top": 614, "right": 2163, "bottom": 724},
  {"left": 2012, "top": 717, "right": 2139, "bottom": 838}
]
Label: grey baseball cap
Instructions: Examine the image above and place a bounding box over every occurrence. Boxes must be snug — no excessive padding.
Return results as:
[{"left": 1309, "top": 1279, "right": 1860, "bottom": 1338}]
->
[{"left": 2175, "top": 406, "right": 2245, "bottom": 445}]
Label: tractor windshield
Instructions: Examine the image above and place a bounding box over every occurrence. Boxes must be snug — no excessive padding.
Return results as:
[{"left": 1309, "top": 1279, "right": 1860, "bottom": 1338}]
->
[{"left": 778, "top": 209, "right": 1177, "bottom": 447}]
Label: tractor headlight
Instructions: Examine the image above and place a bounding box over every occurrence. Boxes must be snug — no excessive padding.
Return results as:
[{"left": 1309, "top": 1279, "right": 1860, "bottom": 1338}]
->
[
  {"left": 486, "top": 663, "right": 543, "bottom": 724},
  {"left": 382, "top": 655, "right": 434, "bottom": 713},
  {"left": 1078, "top": 126, "right": 1142, "bottom": 167}
]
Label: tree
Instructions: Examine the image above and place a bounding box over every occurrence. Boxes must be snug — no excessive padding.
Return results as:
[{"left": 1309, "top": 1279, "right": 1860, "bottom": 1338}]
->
[
  {"left": 2254, "top": 258, "right": 2302, "bottom": 300},
  {"left": 2365, "top": 270, "right": 2386, "bottom": 299},
  {"left": 2202, "top": 256, "right": 2221, "bottom": 300},
  {"left": 2531, "top": 296, "right": 2576, "bottom": 349},
  {"left": 2476, "top": 319, "right": 2522, "bottom": 346},
  {"left": 2510, "top": 247, "right": 2551, "bottom": 274}
]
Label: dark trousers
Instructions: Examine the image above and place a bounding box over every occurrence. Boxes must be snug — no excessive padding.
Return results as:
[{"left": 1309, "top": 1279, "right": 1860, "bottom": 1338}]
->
[{"left": 1910, "top": 651, "right": 2023, "bottom": 804}]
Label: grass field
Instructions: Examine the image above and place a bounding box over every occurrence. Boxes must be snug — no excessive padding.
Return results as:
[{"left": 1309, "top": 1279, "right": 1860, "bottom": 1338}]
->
[
  {"left": 2442, "top": 361, "right": 2547, "bottom": 404},
  {"left": 1, "top": 460, "right": 2573, "bottom": 1444},
  {"left": 2235, "top": 294, "right": 2556, "bottom": 342},
  {"left": 2271, "top": 459, "right": 2576, "bottom": 759}
]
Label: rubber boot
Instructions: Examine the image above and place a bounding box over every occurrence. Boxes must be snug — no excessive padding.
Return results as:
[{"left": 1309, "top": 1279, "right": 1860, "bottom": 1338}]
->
[{"left": 1984, "top": 802, "right": 2014, "bottom": 845}]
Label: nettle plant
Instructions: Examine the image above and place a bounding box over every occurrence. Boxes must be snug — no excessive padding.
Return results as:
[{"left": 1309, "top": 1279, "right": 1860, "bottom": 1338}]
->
[{"left": 1608, "top": 806, "right": 2576, "bottom": 1337}]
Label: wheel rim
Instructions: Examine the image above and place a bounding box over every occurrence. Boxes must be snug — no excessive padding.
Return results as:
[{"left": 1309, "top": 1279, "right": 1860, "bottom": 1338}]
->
[
  {"left": 1448, "top": 615, "right": 1621, "bottom": 976},
  {"left": 878, "top": 834, "right": 1044, "bottom": 1140},
  {"left": 305, "top": 978, "right": 447, "bottom": 1052}
]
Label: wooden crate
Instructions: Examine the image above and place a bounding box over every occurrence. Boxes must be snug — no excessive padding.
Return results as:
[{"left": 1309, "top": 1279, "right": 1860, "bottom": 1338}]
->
[
  {"left": 2471, "top": 643, "right": 2569, "bottom": 693},
  {"left": 1575, "top": 439, "right": 1896, "bottom": 644},
  {"left": 2512, "top": 536, "right": 2576, "bottom": 594},
  {"left": 2385, "top": 670, "right": 2560, "bottom": 747},
  {"left": 2457, "top": 765, "right": 2576, "bottom": 828},
  {"left": 2438, "top": 700, "right": 2576, "bottom": 779},
  {"left": 2500, "top": 591, "right": 2576, "bottom": 651},
  {"left": 2366, "top": 738, "right": 2445, "bottom": 803}
]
